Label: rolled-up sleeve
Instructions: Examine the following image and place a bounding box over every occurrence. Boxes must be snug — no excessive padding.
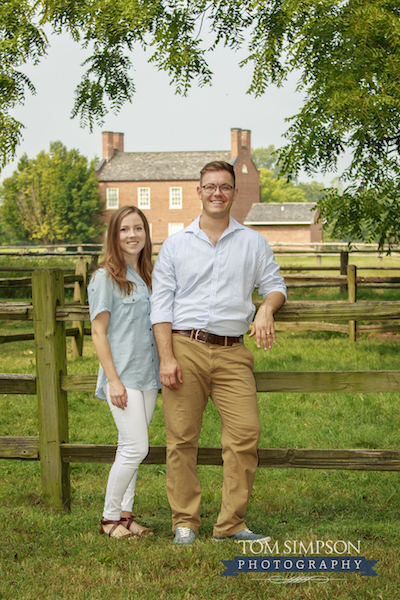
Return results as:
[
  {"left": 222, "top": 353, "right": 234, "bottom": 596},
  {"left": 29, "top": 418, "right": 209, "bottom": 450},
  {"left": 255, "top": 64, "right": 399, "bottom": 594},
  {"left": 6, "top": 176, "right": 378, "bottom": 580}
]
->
[
  {"left": 256, "top": 236, "right": 287, "bottom": 300},
  {"left": 88, "top": 270, "right": 113, "bottom": 321},
  {"left": 150, "top": 241, "right": 177, "bottom": 325}
]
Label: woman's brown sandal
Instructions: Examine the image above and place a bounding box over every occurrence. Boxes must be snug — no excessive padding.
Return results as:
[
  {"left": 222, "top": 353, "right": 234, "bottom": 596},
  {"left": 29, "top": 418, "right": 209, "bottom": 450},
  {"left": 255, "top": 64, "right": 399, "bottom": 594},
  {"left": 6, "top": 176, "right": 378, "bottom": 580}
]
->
[
  {"left": 120, "top": 516, "right": 154, "bottom": 537},
  {"left": 100, "top": 518, "right": 136, "bottom": 539}
]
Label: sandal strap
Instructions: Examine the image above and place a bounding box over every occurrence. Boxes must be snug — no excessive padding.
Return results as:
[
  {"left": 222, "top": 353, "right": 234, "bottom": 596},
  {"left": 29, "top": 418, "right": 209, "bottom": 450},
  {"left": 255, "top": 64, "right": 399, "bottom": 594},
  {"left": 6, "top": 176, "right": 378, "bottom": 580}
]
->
[
  {"left": 120, "top": 516, "right": 133, "bottom": 529},
  {"left": 120, "top": 516, "right": 152, "bottom": 537},
  {"left": 101, "top": 518, "right": 125, "bottom": 537}
]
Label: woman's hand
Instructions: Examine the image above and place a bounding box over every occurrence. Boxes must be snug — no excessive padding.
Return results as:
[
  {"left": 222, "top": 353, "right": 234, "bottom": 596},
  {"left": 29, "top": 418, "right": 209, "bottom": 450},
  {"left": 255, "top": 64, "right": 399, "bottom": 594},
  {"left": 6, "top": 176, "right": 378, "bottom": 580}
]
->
[
  {"left": 92, "top": 311, "right": 128, "bottom": 408},
  {"left": 108, "top": 379, "right": 128, "bottom": 409}
]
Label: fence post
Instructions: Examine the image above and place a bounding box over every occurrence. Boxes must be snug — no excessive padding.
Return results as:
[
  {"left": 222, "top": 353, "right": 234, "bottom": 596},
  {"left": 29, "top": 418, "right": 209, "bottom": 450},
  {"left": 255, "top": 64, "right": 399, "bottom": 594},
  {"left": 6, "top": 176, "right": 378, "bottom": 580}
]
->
[
  {"left": 32, "top": 268, "right": 71, "bottom": 510},
  {"left": 340, "top": 251, "right": 349, "bottom": 294},
  {"left": 347, "top": 264, "right": 357, "bottom": 343},
  {"left": 90, "top": 254, "right": 99, "bottom": 275},
  {"left": 71, "top": 258, "right": 87, "bottom": 358}
]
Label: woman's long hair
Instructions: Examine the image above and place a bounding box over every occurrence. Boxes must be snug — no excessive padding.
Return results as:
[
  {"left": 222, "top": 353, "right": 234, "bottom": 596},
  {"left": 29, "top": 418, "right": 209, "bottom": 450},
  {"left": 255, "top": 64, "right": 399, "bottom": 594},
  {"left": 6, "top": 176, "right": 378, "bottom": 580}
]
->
[{"left": 98, "top": 205, "right": 153, "bottom": 294}]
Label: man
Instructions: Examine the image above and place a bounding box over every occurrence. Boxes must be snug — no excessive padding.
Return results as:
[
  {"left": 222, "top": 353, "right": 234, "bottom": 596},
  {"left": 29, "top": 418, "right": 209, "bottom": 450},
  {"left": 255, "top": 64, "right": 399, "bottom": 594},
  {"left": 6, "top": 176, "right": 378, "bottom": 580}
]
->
[{"left": 151, "top": 161, "right": 287, "bottom": 544}]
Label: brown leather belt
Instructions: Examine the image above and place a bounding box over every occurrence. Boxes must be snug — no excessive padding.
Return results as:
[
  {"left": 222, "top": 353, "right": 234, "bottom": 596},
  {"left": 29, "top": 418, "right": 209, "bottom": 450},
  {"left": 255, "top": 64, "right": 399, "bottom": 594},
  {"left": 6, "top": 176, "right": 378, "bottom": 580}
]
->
[{"left": 172, "top": 329, "right": 243, "bottom": 346}]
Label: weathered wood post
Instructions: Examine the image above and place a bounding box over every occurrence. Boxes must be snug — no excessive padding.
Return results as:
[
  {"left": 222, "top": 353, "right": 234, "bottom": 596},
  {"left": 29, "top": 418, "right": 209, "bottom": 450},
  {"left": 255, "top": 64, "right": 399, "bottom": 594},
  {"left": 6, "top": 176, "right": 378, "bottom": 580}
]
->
[
  {"left": 90, "top": 254, "right": 99, "bottom": 275},
  {"left": 340, "top": 251, "right": 349, "bottom": 294},
  {"left": 348, "top": 264, "right": 357, "bottom": 343},
  {"left": 32, "top": 269, "right": 71, "bottom": 510},
  {"left": 71, "top": 258, "right": 87, "bottom": 358}
]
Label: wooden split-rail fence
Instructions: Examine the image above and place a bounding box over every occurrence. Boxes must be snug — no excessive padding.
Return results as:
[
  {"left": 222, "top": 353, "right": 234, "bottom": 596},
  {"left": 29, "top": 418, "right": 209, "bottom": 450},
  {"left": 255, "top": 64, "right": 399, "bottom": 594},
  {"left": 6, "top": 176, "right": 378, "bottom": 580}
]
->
[
  {"left": 1, "top": 268, "right": 400, "bottom": 510},
  {"left": 2, "top": 260, "right": 400, "bottom": 346},
  {"left": 0, "top": 258, "right": 88, "bottom": 356}
]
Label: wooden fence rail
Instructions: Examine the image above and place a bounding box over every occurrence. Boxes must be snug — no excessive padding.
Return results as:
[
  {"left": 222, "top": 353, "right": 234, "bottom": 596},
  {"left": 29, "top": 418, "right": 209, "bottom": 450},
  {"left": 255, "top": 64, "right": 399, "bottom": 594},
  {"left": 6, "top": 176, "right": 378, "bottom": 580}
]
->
[
  {"left": 3, "top": 369, "right": 400, "bottom": 396},
  {"left": 0, "top": 268, "right": 400, "bottom": 511},
  {"left": 2, "top": 438, "right": 400, "bottom": 471},
  {"left": 2, "top": 368, "right": 400, "bottom": 470},
  {"left": 0, "top": 259, "right": 88, "bottom": 354},
  {"left": 2, "top": 295, "right": 400, "bottom": 324},
  {"left": 1, "top": 241, "right": 399, "bottom": 254},
  {"left": 2, "top": 263, "right": 400, "bottom": 346},
  {"left": 0, "top": 274, "right": 82, "bottom": 288}
]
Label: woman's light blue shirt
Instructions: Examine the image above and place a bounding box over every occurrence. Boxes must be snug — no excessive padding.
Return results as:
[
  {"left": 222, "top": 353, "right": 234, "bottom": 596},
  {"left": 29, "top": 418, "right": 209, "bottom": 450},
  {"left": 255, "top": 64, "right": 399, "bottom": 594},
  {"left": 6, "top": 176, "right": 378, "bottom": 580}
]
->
[{"left": 88, "top": 265, "right": 160, "bottom": 400}]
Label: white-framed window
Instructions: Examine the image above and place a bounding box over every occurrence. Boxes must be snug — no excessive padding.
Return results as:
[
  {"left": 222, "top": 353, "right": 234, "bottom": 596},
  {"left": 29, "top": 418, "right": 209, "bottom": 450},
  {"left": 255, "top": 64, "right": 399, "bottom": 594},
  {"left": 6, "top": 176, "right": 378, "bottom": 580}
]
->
[
  {"left": 138, "top": 187, "right": 150, "bottom": 209},
  {"left": 169, "top": 187, "right": 182, "bottom": 209},
  {"left": 106, "top": 188, "right": 119, "bottom": 210},
  {"left": 168, "top": 223, "right": 184, "bottom": 236}
]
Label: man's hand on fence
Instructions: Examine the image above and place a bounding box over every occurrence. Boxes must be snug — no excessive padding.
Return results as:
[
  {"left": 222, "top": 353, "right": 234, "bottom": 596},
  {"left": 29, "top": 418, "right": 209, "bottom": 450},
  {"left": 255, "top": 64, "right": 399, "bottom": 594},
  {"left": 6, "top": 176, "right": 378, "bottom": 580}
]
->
[
  {"left": 249, "top": 305, "right": 276, "bottom": 351},
  {"left": 249, "top": 291, "right": 286, "bottom": 351}
]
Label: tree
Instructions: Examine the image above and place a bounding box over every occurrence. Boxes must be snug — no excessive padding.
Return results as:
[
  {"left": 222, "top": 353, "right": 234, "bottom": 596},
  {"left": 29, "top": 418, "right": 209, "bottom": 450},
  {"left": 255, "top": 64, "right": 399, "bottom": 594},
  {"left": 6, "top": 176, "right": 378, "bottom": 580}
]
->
[
  {"left": 273, "top": 1, "right": 400, "bottom": 248},
  {"left": 296, "top": 181, "right": 326, "bottom": 204},
  {"left": 259, "top": 168, "right": 306, "bottom": 203},
  {"left": 251, "top": 146, "right": 280, "bottom": 175},
  {"left": 2, "top": 1, "right": 400, "bottom": 246},
  {"left": 0, "top": 218, "right": 14, "bottom": 245},
  {"left": 253, "top": 146, "right": 325, "bottom": 203},
  {"left": 0, "top": 142, "right": 105, "bottom": 244}
]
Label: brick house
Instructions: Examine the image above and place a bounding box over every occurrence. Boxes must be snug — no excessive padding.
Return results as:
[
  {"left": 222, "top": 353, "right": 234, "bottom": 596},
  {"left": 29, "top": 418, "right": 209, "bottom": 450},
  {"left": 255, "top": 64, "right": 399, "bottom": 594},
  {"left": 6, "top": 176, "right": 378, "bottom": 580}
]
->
[
  {"left": 244, "top": 202, "right": 323, "bottom": 244},
  {"left": 96, "top": 128, "right": 260, "bottom": 244}
]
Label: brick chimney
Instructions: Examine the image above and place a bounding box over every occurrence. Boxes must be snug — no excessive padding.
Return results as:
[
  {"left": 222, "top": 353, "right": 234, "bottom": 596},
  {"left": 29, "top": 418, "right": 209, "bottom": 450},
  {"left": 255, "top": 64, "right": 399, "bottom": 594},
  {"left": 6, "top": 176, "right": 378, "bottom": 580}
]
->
[
  {"left": 102, "top": 131, "right": 124, "bottom": 161},
  {"left": 229, "top": 127, "right": 260, "bottom": 224},
  {"left": 231, "top": 128, "right": 252, "bottom": 162},
  {"left": 241, "top": 129, "right": 251, "bottom": 156},
  {"left": 231, "top": 128, "right": 240, "bottom": 160}
]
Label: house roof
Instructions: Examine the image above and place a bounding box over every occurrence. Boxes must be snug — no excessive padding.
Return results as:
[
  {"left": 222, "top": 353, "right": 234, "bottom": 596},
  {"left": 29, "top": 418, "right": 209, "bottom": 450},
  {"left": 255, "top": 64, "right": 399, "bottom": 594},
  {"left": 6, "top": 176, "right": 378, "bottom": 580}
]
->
[
  {"left": 244, "top": 202, "right": 318, "bottom": 225},
  {"left": 97, "top": 151, "right": 232, "bottom": 182}
]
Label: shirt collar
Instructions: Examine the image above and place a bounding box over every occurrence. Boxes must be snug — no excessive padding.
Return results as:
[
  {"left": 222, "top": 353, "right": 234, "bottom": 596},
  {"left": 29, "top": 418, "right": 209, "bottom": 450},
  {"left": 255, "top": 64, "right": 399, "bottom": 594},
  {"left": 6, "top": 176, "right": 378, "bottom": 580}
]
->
[{"left": 186, "top": 215, "right": 245, "bottom": 239}]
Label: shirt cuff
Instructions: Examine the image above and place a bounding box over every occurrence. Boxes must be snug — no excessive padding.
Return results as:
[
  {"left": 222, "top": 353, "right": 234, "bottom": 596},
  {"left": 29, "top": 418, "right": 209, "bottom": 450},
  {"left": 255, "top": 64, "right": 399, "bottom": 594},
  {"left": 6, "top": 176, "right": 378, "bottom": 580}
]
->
[
  {"left": 89, "top": 305, "right": 111, "bottom": 322},
  {"left": 262, "top": 286, "right": 288, "bottom": 301},
  {"left": 150, "top": 310, "right": 173, "bottom": 325}
]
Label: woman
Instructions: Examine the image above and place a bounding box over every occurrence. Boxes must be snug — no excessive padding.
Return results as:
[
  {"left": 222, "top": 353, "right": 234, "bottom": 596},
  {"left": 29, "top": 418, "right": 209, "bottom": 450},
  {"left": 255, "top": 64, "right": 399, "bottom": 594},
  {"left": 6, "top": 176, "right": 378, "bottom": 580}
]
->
[{"left": 88, "top": 206, "right": 160, "bottom": 539}]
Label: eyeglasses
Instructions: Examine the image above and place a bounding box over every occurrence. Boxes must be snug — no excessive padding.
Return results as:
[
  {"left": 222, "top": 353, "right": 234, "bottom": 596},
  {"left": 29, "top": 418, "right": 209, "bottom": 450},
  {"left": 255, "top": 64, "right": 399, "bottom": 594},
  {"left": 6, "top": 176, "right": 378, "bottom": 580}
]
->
[{"left": 200, "top": 184, "right": 234, "bottom": 194}]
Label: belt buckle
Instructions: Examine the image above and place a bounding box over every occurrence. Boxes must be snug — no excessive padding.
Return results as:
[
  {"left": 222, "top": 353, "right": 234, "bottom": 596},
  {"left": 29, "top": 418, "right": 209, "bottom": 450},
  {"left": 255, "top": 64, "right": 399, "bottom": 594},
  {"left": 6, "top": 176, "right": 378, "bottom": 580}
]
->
[{"left": 194, "top": 329, "right": 207, "bottom": 343}]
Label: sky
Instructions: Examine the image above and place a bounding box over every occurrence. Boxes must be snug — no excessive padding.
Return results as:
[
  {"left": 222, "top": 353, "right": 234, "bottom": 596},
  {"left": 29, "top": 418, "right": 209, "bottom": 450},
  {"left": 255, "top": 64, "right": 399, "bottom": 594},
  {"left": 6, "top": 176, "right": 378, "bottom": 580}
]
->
[{"left": 1, "top": 31, "right": 330, "bottom": 184}]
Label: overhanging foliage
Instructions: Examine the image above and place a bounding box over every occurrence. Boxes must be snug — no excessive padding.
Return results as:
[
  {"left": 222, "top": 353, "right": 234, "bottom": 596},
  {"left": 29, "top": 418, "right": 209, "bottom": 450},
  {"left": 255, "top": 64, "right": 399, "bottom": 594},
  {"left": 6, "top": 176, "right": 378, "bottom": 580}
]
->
[{"left": 1, "top": 0, "right": 400, "bottom": 246}]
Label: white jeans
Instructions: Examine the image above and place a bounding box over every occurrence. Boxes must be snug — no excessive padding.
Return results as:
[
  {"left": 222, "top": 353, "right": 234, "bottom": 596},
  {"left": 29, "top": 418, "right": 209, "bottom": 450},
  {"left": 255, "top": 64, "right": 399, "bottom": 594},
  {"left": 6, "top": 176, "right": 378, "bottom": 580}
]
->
[{"left": 103, "top": 385, "right": 158, "bottom": 520}]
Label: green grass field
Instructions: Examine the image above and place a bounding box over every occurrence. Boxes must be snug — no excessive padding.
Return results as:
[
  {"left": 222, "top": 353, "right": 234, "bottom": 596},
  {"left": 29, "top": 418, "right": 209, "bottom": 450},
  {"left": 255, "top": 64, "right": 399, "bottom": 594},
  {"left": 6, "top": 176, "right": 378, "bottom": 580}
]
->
[{"left": 1, "top": 256, "right": 399, "bottom": 599}]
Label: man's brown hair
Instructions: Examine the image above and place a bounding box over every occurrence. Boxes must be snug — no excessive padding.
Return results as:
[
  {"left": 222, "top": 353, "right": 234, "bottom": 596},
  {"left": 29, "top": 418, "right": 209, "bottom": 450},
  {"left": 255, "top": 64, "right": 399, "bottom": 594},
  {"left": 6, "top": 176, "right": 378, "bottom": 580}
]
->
[{"left": 200, "top": 161, "right": 235, "bottom": 187}]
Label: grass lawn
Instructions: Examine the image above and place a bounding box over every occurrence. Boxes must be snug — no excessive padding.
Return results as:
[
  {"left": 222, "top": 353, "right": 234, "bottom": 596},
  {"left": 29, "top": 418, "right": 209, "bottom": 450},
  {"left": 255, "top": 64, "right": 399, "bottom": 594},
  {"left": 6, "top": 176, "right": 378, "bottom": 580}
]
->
[
  {"left": 1, "top": 328, "right": 400, "bottom": 599},
  {"left": 1, "top": 256, "right": 399, "bottom": 599}
]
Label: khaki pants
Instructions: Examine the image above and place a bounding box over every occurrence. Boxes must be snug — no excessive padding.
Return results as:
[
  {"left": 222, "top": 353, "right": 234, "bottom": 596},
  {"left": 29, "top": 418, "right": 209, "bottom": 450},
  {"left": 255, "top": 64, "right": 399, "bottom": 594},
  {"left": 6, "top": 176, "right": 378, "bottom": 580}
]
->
[{"left": 162, "top": 334, "right": 261, "bottom": 537}]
